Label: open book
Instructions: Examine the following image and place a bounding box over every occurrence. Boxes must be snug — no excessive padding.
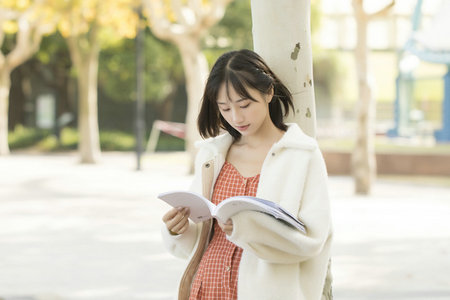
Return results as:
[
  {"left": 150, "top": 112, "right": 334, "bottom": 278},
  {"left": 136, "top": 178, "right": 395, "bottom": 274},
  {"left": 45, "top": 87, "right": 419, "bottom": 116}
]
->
[{"left": 158, "top": 191, "right": 306, "bottom": 233}]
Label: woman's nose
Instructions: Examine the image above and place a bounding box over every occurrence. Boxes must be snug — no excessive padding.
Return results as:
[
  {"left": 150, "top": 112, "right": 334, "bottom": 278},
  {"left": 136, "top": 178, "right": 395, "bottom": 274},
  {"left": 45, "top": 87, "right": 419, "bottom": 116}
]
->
[{"left": 231, "top": 109, "right": 244, "bottom": 123}]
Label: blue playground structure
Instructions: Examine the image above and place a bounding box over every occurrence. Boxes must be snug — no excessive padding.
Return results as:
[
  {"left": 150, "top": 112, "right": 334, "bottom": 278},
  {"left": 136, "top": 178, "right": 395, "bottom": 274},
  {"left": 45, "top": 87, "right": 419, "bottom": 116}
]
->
[{"left": 389, "top": 0, "right": 450, "bottom": 142}]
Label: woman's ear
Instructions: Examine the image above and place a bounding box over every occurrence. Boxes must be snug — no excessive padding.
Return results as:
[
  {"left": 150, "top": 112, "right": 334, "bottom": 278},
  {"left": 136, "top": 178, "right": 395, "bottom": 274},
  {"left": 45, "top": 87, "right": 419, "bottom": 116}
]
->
[{"left": 267, "top": 86, "right": 274, "bottom": 103}]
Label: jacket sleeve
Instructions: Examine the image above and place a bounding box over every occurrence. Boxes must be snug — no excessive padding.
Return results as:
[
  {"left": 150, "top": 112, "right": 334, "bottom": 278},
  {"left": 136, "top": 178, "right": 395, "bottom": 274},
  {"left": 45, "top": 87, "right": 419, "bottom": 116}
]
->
[
  {"left": 159, "top": 147, "right": 207, "bottom": 259},
  {"left": 161, "top": 221, "right": 201, "bottom": 259},
  {"left": 227, "top": 148, "right": 332, "bottom": 264}
]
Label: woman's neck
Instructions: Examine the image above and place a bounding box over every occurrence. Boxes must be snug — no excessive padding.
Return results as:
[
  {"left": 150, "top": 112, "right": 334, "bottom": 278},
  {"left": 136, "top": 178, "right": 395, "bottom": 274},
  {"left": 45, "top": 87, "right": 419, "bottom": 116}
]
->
[{"left": 238, "top": 121, "right": 284, "bottom": 148}]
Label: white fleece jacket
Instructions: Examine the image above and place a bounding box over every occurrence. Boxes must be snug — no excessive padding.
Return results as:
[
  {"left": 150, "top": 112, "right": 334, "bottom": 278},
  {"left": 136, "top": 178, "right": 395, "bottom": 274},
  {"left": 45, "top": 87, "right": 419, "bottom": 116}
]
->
[{"left": 161, "top": 123, "right": 333, "bottom": 300}]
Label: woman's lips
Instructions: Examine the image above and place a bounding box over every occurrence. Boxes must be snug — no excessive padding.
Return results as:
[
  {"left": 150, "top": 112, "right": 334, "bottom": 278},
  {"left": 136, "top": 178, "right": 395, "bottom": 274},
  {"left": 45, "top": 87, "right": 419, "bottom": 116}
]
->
[{"left": 236, "top": 125, "right": 250, "bottom": 131}]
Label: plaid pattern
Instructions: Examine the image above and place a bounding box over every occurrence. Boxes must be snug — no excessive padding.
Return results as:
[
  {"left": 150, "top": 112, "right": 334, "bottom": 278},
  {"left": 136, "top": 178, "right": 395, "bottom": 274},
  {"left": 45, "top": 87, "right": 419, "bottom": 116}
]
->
[{"left": 189, "top": 162, "right": 260, "bottom": 300}]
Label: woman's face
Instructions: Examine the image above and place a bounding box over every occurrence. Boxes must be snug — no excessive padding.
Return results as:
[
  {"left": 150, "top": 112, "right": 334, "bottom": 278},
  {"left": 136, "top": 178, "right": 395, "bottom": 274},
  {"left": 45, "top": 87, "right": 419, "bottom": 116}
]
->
[{"left": 217, "top": 83, "right": 273, "bottom": 138}]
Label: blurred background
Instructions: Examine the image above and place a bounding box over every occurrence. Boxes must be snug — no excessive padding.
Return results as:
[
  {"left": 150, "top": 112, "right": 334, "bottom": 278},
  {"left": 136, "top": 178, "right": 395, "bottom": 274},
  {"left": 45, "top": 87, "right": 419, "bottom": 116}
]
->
[
  {"left": 0, "top": 0, "right": 449, "bottom": 299},
  {"left": 2, "top": 0, "right": 450, "bottom": 179}
]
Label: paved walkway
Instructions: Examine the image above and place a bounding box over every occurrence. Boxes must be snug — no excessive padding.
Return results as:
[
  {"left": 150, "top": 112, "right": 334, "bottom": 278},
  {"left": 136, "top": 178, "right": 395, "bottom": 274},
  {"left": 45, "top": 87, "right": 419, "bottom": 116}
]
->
[{"left": 0, "top": 152, "right": 449, "bottom": 300}]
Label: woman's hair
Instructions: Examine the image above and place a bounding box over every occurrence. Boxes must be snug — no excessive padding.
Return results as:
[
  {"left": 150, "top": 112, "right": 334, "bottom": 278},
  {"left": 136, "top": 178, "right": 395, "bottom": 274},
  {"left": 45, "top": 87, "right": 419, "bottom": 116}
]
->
[{"left": 197, "top": 49, "right": 294, "bottom": 140}]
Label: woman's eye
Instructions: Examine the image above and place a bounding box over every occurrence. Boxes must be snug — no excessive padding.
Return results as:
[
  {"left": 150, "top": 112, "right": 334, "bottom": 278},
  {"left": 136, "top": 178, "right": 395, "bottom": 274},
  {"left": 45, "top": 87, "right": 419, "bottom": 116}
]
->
[
  {"left": 240, "top": 103, "right": 250, "bottom": 109},
  {"left": 221, "top": 108, "right": 230, "bottom": 112}
]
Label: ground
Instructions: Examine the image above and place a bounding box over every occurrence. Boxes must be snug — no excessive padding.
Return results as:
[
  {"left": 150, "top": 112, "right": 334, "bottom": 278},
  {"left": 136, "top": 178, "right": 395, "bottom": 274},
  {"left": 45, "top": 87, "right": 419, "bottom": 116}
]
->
[{"left": 0, "top": 152, "right": 449, "bottom": 300}]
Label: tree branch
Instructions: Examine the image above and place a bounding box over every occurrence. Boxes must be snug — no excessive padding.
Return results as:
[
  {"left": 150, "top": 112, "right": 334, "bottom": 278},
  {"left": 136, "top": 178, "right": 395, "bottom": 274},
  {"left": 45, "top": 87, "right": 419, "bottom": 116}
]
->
[
  {"left": 0, "top": 8, "right": 20, "bottom": 69},
  {"left": 88, "top": 1, "right": 101, "bottom": 49},
  {"left": 352, "top": 0, "right": 366, "bottom": 17},
  {"left": 6, "top": 1, "right": 55, "bottom": 71},
  {"left": 203, "top": 0, "right": 231, "bottom": 28},
  {"left": 0, "top": 7, "right": 19, "bottom": 20},
  {"left": 171, "top": 0, "right": 190, "bottom": 27},
  {"left": 143, "top": 0, "right": 176, "bottom": 40},
  {"left": 6, "top": 13, "right": 34, "bottom": 70},
  {"left": 369, "top": 0, "right": 395, "bottom": 20},
  {"left": 188, "top": 0, "right": 202, "bottom": 19},
  {"left": 352, "top": 0, "right": 369, "bottom": 23},
  {"left": 144, "top": 0, "right": 230, "bottom": 42},
  {"left": 29, "top": 25, "right": 46, "bottom": 55}
]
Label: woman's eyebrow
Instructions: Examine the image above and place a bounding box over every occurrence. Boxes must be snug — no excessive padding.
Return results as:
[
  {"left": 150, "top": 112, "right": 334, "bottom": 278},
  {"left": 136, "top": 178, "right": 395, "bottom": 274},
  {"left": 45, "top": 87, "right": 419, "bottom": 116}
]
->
[{"left": 217, "top": 97, "right": 247, "bottom": 105}]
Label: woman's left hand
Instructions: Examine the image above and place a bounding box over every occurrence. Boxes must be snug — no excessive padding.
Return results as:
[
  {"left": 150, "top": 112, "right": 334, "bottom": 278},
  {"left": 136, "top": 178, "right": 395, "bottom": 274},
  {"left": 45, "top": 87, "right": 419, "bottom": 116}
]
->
[{"left": 218, "top": 219, "right": 233, "bottom": 236}]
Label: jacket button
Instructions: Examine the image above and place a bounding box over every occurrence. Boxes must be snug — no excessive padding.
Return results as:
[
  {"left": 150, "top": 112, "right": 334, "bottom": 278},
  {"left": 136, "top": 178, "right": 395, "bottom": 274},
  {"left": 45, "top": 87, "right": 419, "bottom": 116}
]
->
[
  {"left": 271, "top": 152, "right": 275, "bottom": 156},
  {"left": 205, "top": 163, "right": 210, "bottom": 168}
]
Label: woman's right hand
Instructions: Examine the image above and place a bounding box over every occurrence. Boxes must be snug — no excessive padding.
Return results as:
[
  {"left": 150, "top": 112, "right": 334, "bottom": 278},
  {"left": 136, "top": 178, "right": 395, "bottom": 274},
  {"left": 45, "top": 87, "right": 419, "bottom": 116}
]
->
[{"left": 162, "top": 207, "right": 190, "bottom": 235}]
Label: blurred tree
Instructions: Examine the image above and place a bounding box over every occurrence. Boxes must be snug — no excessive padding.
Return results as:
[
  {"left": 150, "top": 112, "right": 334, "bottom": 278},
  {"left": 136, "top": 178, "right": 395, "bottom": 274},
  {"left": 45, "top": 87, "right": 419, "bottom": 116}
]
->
[
  {"left": 34, "top": 32, "right": 73, "bottom": 137},
  {"left": 204, "top": 0, "right": 253, "bottom": 54},
  {"left": 0, "top": 0, "right": 54, "bottom": 155},
  {"left": 55, "top": 0, "right": 139, "bottom": 163},
  {"left": 352, "top": 0, "right": 395, "bottom": 195},
  {"left": 310, "top": 0, "right": 345, "bottom": 120},
  {"left": 143, "top": 0, "right": 232, "bottom": 172},
  {"left": 98, "top": 31, "right": 183, "bottom": 106}
]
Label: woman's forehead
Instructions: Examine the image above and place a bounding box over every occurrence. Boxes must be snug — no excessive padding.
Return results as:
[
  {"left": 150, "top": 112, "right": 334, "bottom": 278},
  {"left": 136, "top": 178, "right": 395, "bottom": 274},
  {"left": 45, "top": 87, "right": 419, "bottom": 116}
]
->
[{"left": 217, "top": 82, "right": 255, "bottom": 103}]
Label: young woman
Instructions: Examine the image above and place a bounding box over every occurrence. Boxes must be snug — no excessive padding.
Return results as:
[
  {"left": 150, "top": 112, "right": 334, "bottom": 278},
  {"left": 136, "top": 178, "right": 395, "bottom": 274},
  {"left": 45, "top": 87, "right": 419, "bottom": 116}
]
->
[{"left": 162, "top": 49, "right": 332, "bottom": 300}]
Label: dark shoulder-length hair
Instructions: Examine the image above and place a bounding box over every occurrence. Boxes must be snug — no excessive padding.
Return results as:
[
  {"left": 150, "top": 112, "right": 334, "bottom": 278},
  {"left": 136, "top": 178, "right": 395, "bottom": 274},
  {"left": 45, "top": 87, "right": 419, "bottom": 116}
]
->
[{"left": 197, "top": 49, "right": 294, "bottom": 140}]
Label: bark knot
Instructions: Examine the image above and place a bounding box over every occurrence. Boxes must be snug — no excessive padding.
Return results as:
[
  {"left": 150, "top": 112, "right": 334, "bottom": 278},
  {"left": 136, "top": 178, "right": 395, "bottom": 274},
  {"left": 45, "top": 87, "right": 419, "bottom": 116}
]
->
[{"left": 290, "top": 43, "right": 301, "bottom": 60}]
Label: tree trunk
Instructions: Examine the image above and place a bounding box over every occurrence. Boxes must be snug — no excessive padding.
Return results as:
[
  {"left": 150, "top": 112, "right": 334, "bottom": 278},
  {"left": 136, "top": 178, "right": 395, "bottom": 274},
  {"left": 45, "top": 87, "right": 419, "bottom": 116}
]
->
[
  {"left": 176, "top": 37, "right": 209, "bottom": 172},
  {"left": 0, "top": 5, "right": 47, "bottom": 156},
  {"left": 68, "top": 38, "right": 101, "bottom": 164},
  {"left": 143, "top": 0, "right": 230, "bottom": 172},
  {"left": 352, "top": 0, "right": 376, "bottom": 195},
  {"left": 251, "top": 2, "right": 333, "bottom": 299},
  {"left": 251, "top": 0, "right": 316, "bottom": 137},
  {"left": 0, "top": 70, "right": 11, "bottom": 155}
]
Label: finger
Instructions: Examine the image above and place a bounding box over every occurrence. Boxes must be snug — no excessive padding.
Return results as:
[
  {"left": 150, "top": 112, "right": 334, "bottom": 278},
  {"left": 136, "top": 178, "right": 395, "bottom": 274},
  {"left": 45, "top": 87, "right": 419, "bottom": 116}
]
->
[
  {"left": 222, "top": 221, "right": 233, "bottom": 234},
  {"left": 177, "top": 218, "right": 190, "bottom": 234},
  {"left": 218, "top": 223, "right": 230, "bottom": 233},
  {"left": 167, "top": 209, "right": 190, "bottom": 228},
  {"left": 166, "top": 211, "right": 186, "bottom": 231},
  {"left": 163, "top": 206, "right": 188, "bottom": 224},
  {"left": 179, "top": 221, "right": 189, "bottom": 234},
  {"left": 171, "top": 215, "right": 189, "bottom": 233},
  {"left": 224, "top": 225, "right": 232, "bottom": 232},
  {"left": 162, "top": 207, "right": 180, "bottom": 222},
  {"left": 183, "top": 207, "right": 190, "bottom": 217}
]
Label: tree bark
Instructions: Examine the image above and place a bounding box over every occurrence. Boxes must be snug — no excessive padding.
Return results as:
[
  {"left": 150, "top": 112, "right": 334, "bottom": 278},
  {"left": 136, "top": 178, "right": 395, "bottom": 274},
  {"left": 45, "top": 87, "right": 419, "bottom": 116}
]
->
[
  {"left": 0, "top": 70, "right": 11, "bottom": 155},
  {"left": 251, "top": 0, "right": 316, "bottom": 137},
  {"left": 67, "top": 36, "right": 101, "bottom": 163},
  {"left": 352, "top": 0, "right": 377, "bottom": 195}
]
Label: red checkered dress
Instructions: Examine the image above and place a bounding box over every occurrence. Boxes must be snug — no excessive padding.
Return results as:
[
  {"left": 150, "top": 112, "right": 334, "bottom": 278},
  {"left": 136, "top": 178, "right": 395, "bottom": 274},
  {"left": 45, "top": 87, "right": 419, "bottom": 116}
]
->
[{"left": 189, "top": 161, "right": 260, "bottom": 300}]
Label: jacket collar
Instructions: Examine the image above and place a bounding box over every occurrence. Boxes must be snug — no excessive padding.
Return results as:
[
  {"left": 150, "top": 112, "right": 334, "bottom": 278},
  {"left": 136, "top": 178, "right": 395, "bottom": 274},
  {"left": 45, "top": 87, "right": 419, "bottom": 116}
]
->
[
  {"left": 195, "top": 132, "right": 233, "bottom": 157},
  {"left": 272, "top": 123, "right": 317, "bottom": 151},
  {"left": 195, "top": 123, "right": 317, "bottom": 156}
]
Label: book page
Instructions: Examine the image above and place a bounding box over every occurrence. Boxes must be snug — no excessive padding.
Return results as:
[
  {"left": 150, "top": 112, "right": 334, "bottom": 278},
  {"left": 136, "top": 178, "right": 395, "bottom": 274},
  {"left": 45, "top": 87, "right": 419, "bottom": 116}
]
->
[
  {"left": 215, "top": 196, "right": 306, "bottom": 232},
  {"left": 213, "top": 199, "right": 265, "bottom": 223},
  {"left": 158, "top": 191, "right": 216, "bottom": 223}
]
